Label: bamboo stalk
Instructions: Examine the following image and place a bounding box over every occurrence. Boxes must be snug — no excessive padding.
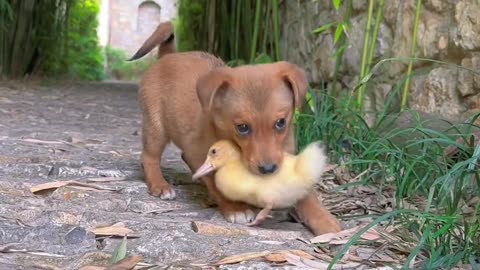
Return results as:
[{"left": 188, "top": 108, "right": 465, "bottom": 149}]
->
[
  {"left": 249, "top": 0, "right": 262, "bottom": 62},
  {"left": 365, "top": 0, "right": 385, "bottom": 75},
  {"left": 273, "top": 0, "right": 281, "bottom": 61},
  {"left": 234, "top": 0, "right": 241, "bottom": 60},
  {"left": 262, "top": 0, "right": 271, "bottom": 54},
  {"left": 357, "top": 0, "right": 375, "bottom": 110},
  {"left": 401, "top": 0, "right": 422, "bottom": 111},
  {"left": 332, "top": 0, "right": 353, "bottom": 97}
]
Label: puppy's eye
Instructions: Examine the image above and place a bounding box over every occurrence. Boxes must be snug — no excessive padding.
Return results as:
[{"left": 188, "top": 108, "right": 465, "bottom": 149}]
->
[
  {"left": 236, "top": 124, "right": 250, "bottom": 136},
  {"left": 275, "top": 118, "right": 286, "bottom": 130}
]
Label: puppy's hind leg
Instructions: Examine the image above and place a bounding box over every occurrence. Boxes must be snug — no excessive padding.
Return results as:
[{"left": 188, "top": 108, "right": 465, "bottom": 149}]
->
[{"left": 141, "top": 123, "right": 176, "bottom": 200}]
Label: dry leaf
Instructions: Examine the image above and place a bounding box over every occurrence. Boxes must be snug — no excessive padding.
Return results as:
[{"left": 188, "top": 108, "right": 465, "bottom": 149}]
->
[
  {"left": 79, "top": 267, "right": 105, "bottom": 270},
  {"left": 30, "top": 180, "right": 117, "bottom": 194},
  {"left": 108, "top": 255, "right": 144, "bottom": 270},
  {"left": 258, "top": 240, "right": 285, "bottom": 245},
  {"left": 213, "top": 251, "right": 271, "bottom": 265},
  {"left": 0, "top": 243, "right": 65, "bottom": 257},
  {"left": 324, "top": 164, "right": 338, "bottom": 172},
  {"left": 87, "top": 177, "right": 127, "bottom": 183},
  {"left": 20, "top": 138, "right": 64, "bottom": 145},
  {"left": 0, "top": 243, "right": 19, "bottom": 252},
  {"left": 191, "top": 221, "right": 250, "bottom": 237},
  {"left": 90, "top": 223, "right": 137, "bottom": 238},
  {"left": 285, "top": 254, "right": 360, "bottom": 269},
  {"left": 310, "top": 226, "right": 380, "bottom": 244},
  {"left": 264, "top": 250, "right": 315, "bottom": 263}
]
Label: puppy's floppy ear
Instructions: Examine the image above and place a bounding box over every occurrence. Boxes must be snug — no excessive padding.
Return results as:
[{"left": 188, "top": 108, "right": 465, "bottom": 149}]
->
[
  {"left": 276, "top": 61, "right": 309, "bottom": 109},
  {"left": 196, "top": 67, "right": 233, "bottom": 111}
]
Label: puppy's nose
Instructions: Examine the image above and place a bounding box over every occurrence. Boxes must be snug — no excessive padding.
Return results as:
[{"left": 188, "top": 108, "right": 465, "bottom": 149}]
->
[{"left": 258, "top": 163, "right": 277, "bottom": 174}]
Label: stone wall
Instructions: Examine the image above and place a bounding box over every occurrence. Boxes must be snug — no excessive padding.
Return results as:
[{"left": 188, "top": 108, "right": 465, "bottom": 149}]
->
[
  {"left": 108, "top": 0, "right": 177, "bottom": 56},
  {"left": 279, "top": 0, "right": 480, "bottom": 123}
]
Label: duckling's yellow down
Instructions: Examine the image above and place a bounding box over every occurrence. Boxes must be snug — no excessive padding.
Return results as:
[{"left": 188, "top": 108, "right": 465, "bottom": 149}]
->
[
  {"left": 192, "top": 140, "right": 329, "bottom": 225},
  {"left": 208, "top": 141, "right": 328, "bottom": 210}
]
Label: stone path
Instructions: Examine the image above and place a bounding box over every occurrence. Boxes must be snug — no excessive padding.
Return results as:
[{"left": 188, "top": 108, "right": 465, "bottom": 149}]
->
[{"left": 0, "top": 81, "right": 323, "bottom": 269}]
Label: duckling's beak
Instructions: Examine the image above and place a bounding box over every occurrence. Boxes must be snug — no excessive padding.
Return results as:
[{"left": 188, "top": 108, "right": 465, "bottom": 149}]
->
[{"left": 192, "top": 160, "right": 216, "bottom": 180}]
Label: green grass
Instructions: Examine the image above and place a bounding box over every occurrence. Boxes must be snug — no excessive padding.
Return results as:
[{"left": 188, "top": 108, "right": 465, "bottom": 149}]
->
[
  {"left": 294, "top": 73, "right": 480, "bottom": 269},
  {"left": 104, "top": 46, "right": 155, "bottom": 82}
]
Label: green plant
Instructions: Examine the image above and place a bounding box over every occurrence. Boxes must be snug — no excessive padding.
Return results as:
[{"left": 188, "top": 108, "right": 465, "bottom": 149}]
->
[
  {"left": 0, "top": 0, "right": 104, "bottom": 80},
  {"left": 105, "top": 46, "right": 155, "bottom": 81},
  {"left": 60, "top": 0, "right": 104, "bottom": 80},
  {"left": 176, "top": 0, "right": 281, "bottom": 65},
  {"left": 295, "top": 66, "right": 480, "bottom": 269},
  {"left": 401, "top": 0, "right": 423, "bottom": 111},
  {"left": 174, "top": 0, "right": 207, "bottom": 53},
  {"left": 312, "top": 0, "right": 353, "bottom": 98}
]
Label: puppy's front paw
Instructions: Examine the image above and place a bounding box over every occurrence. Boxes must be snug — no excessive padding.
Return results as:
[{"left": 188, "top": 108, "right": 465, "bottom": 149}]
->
[
  {"left": 220, "top": 202, "right": 256, "bottom": 224},
  {"left": 148, "top": 184, "right": 176, "bottom": 200},
  {"left": 308, "top": 210, "right": 341, "bottom": 235}
]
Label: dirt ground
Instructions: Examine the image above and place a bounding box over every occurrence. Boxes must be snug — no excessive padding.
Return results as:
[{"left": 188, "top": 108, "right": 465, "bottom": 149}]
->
[{"left": 1, "top": 80, "right": 364, "bottom": 269}]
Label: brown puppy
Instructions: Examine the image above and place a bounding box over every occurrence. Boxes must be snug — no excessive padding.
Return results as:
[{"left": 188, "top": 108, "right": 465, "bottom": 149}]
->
[{"left": 131, "top": 21, "right": 341, "bottom": 235}]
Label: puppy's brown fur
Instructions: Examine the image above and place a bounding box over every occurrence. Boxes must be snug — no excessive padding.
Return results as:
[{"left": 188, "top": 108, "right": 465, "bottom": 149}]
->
[{"left": 132, "top": 21, "right": 341, "bottom": 235}]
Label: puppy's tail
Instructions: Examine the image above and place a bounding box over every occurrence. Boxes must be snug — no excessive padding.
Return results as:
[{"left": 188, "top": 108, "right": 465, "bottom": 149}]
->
[{"left": 128, "top": 21, "right": 176, "bottom": 61}]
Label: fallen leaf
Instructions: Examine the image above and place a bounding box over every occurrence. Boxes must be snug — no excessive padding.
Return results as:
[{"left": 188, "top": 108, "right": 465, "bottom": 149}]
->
[
  {"left": 30, "top": 180, "right": 117, "bottom": 194},
  {"left": 324, "top": 164, "right": 338, "bottom": 172},
  {"left": 258, "top": 240, "right": 285, "bottom": 245},
  {"left": 285, "top": 254, "right": 360, "bottom": 269},
  {"left": 79, "top": 267, "right": 105, "bottom": 270},
  {"left": 0, "top": 243, "right": 19, "bottom": 252},
  {"left": 128, "top": 207, "right": 178, "bottom": 215},
  {"left": 68, "top": 136, "right": 102, "bottom": 144},
  {"left": 20, "top": 138, "right": 64, "bottom": 145},
  {"left": 0, "top": 243, "right": 65, "bottom": 257},
  {"left": 264, "top": 250, "right": 315, "bottom": 263},
  {"left": 310, "top": 226, "right": 381, "bottom": 244},
  {"left": 108, "top": 255, "right": 144, "bottom": 270},
  {"left": 213, "top": 251, "right": 271, "bottom": 265},
  {"left": 110, "top": 235, "right": 128, "bottom": 264},
  {"left": 87, "top": 177, "right": 128, "bottom": 183},
  {"left": 90, "top": 223, "right": 137, "bottom": 238},
  {"left": 191, "top": 221, "right": 250, "bottom": 237}
]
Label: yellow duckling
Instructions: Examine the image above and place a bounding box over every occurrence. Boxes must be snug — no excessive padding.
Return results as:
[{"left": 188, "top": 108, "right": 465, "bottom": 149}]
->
[{"left": 192, "top": 140, "right": 328, "bottom": 226}]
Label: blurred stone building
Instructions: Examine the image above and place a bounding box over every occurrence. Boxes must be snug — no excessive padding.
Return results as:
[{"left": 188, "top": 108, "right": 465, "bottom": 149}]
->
[{"left": 98, "top": 0, "right": 177, "bottom": 57}]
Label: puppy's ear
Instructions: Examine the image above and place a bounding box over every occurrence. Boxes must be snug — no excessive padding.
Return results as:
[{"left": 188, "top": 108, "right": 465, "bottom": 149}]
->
[
  {"left": 196, "top": 67, "right": 233, "bottom": 111},
  {"left": 276, "top": 61, "right": 309, "bottom": 109}
]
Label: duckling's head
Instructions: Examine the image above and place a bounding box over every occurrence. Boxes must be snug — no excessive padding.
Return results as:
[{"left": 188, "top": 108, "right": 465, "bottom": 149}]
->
[{"left": 192, "top": 140, "right": 241, "bottom": 180}]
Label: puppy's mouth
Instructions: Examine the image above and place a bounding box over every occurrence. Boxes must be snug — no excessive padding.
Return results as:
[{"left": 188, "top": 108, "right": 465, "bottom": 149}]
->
[{"left": 247, "top": 162, "right": 280, "bottom": 176}]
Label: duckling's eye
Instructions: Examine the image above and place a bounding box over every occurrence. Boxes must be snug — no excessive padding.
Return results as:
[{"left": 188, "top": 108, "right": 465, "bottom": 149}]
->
[
  {"left": 211, "top": 148, "right": 217, "bottom": 155},
  {"left": 274, "top": 118, "right": 286, "bottom": 131},
  {"left": 236, "top": 124, "right": 250, "bottom": 136}
]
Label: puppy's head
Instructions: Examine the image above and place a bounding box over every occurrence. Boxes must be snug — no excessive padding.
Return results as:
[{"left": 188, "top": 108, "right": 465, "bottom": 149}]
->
[{"left": 197, "top": 61, "right": 308, "bottom": 175}]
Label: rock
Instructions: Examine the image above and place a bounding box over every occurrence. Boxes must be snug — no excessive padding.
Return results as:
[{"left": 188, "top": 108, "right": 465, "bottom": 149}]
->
[
  {"left": 472, "top": 53, "right": 480, "bottom": 90},
  {"left": 458, "top": 53, "right": 480, "bottom": 98},
  {"left": 352, "top": 0, "right": 367, "bottom": 11},
  {"left": 409, "top": 74, "right": 428, "bottom": 104},
  {"left": 410, "top": 67, "right": 464, "bottom": 119},
  {"left": 343, "top": 16, "right": 393, "bottom": 75},
  {"left": 313, "top": 34, "right": 336, "bottom": 80},
  {"left": 425, "top": 0, "right": 455, "bottom": 13},
  {"left": 384, "top": 0, "right": 401, "bottom": 26},
  {"left": 458, "top": 57, "right": 476, "bottom": 97},
  {"left": 63, "top": 227, "right": 90, "bottom": 245},
  {"left": 453, "top": 0, "right": 480, "bottom": 50},
  {"left": 387, "top": 0, "right": 416, "bottom": 77},
  {"left": 417, "top": 10, "right": 450, "bottom": 58}
]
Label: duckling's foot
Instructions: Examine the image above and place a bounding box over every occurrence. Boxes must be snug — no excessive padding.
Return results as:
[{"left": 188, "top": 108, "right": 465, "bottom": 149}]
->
[{"left": 246, "top": 207, "right": 273, "bottom": 226}]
